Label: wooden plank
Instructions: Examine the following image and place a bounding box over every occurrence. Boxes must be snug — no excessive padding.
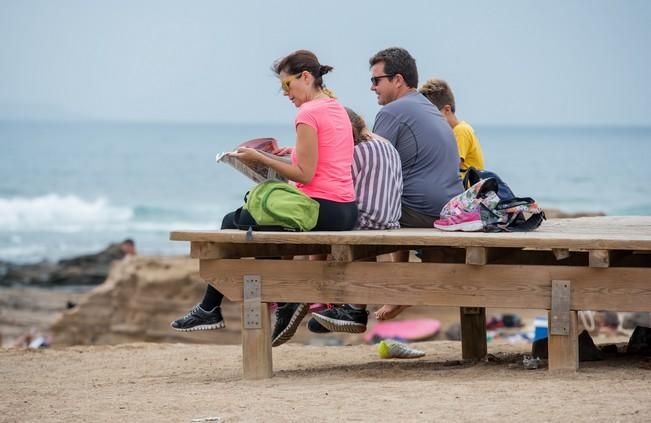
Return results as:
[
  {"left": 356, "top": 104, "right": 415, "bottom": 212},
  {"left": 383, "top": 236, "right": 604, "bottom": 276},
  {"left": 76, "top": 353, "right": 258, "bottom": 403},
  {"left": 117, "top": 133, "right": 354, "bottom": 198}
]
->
[
  {"left": 548, "top": 310, "right": 578, "bottom": 372},
  {"left": 199, "top": 260, "right": 651, "bottom": 311},
  {"left": 171, "top": 217, "right": 651, "bottom": 251},
  {"left": 589, "top": 250, "right": 610, "bottom": 268},
  {"left": 191, "top": 241, "right": 329, "bottom": 259},
  {"left": 460, "top": 307, "right": 487, "bottom": 360},
  {"left": 241, "top": 302, "right": 273, "bottom": 380},
  {"left": 466, "top": 247, "right": 487, "bottom": 265}
]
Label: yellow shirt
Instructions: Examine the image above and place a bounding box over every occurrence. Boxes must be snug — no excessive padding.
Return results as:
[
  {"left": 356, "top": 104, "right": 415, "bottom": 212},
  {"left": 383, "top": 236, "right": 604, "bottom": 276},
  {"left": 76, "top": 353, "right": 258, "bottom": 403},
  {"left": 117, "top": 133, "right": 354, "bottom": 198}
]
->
[{"left": 453, "top": 121, "right": 485, "bottom": 172}]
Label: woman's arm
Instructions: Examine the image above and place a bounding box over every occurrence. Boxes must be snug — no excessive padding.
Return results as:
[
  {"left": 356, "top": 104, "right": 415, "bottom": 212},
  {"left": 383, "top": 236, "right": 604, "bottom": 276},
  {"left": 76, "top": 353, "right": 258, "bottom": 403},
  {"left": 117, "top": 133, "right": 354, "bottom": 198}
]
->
[{"left": 231, "top": 123, "right": 318, "bottom": 184}]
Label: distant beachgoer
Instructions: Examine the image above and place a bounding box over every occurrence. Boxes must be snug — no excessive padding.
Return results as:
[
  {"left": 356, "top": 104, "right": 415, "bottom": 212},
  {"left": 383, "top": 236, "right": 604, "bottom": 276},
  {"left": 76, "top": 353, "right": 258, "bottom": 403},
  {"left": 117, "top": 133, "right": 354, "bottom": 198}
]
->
[
  {"left": 58, "top": 238, "right": 136, "bottom": 267},
  {"left": 119, "top": 239, "right": 137, "bottom": 256},
  {"left": 308, "top": 108, "right": 403, "bottom": 333},
  {"left": 12, "top": 328, "right": 52, "bottom": 349},
  {"left": 420, "top": 79, "right": 485, "bottom": 175},
  {"left": 170, "top": 50, "right": 358, "bottom": 347}
]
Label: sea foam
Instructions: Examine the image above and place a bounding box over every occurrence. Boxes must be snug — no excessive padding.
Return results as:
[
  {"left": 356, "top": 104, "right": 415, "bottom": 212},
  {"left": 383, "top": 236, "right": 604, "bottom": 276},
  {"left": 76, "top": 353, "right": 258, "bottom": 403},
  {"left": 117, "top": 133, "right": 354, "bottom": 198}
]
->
[{"left": 0, "top": 194, "right": 133, "bottom": 232}]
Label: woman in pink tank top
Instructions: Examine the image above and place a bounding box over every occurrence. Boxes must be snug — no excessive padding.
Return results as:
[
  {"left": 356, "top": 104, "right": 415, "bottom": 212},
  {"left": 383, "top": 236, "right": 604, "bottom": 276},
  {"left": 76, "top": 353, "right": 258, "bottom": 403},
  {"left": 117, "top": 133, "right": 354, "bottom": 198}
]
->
[{"left": 170, "top": 50, "right": 358, "bottom": 346}]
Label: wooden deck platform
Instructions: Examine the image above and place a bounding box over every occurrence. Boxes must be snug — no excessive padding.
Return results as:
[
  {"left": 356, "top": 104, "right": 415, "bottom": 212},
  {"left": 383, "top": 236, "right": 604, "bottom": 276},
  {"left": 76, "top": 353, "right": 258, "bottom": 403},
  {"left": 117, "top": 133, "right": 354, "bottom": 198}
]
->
[{"left": 171, "top": 216, "right": 651, "bottom": 379}]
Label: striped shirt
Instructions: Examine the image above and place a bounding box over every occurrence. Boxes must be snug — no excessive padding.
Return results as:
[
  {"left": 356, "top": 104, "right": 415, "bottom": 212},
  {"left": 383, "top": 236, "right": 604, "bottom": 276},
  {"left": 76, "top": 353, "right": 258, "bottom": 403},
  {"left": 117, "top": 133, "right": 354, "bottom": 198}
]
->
[{"left": 352, "top": 137, "right": 403, "bottom": 230}]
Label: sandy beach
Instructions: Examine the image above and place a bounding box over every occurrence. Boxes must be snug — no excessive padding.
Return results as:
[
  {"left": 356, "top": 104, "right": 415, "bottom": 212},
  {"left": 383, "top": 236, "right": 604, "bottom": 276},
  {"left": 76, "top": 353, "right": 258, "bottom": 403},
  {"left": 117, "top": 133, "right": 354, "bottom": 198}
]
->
[
  {"left": 2, "top": 340, "right": 650, "bottom": 422},
  {"left": 1, "top": 256, "right": 650, "bottom": 422}
]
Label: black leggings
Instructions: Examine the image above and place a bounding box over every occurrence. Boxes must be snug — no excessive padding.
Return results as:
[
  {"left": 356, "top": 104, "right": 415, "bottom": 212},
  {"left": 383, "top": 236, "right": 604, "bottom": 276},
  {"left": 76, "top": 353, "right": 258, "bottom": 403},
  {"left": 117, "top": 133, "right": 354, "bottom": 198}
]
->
[{"left": 201, "top": 198, "right": 358, "bottom": 310}]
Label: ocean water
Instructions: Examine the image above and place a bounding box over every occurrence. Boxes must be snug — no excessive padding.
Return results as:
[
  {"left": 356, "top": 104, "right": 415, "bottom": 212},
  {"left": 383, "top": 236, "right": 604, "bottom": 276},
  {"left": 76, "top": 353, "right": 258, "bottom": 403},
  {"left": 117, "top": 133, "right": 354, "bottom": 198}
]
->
[{"left": 1, "top": 121, "right": 650, "bottom": 263}]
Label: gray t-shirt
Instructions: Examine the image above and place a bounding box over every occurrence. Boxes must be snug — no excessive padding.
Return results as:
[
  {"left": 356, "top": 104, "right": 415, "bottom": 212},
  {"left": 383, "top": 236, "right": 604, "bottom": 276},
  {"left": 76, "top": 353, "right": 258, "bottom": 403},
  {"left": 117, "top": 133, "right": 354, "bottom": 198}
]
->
[{"left": 373, "top": 91, "right": 463, "bottom": 217}]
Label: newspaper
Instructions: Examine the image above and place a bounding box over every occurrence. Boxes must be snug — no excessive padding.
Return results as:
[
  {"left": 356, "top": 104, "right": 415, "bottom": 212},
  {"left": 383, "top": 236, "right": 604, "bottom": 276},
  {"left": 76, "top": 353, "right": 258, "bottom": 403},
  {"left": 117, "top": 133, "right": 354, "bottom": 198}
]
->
[{"left": 215, "top": 137, "right": 291, "bottom": 183}]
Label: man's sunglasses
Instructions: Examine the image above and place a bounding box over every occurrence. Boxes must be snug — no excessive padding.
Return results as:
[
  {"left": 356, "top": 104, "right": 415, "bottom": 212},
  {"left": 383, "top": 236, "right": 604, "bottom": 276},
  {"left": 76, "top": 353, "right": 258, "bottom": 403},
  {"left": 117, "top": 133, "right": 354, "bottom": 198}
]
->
[{"left": 371, "top": 74, "right": 395, "bottom": 86}]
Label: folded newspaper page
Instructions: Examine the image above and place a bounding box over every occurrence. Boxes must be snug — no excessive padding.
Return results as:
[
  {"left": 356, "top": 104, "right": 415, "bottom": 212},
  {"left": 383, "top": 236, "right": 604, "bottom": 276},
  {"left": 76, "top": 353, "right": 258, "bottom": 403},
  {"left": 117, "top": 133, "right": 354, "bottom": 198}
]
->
[{"left": 215, "top": 137, "right": 291, "bottom": 183}]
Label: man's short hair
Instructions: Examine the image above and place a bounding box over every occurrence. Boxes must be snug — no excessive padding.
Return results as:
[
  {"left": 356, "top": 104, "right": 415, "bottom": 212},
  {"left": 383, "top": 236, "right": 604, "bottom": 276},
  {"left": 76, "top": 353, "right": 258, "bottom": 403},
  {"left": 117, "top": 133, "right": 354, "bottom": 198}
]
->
[
  {"left": 419, "top": 79, "right": 456, "bottom": 113},
  {"left": 369, "top": 47, "right": 418, "bottom": 88}
]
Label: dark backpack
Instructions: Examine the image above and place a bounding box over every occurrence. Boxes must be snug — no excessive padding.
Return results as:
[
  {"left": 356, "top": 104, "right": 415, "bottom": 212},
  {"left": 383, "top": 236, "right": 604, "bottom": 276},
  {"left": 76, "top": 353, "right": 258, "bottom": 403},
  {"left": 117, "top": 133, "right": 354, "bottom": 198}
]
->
[{"left": 462, "top": 167, "right": 545, "bottom": 232}]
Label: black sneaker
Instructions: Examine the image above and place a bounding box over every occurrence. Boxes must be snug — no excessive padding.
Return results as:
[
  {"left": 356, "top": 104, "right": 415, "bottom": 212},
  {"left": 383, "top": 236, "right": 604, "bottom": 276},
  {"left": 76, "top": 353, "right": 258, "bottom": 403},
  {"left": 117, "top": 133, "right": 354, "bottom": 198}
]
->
[
  {"left": 170, "top": 304, "right": 225, "bottom": 332},
  {"left": 271, "top": 303, "right": 308, "bottom": 347},
  {"left": 311, "top": 305, "right": 368, "bottom": 333},
  {"left": 307, "top": 317, "right": 331, "bottom": 333}
]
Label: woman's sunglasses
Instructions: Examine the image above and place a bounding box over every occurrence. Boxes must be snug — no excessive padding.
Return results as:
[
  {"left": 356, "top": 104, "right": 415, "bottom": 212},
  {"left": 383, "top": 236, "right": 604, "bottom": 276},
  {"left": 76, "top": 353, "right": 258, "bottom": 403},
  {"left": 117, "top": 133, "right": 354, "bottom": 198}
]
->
[{"left": 281, "top": 73, "right": 303, "bottom": 93}]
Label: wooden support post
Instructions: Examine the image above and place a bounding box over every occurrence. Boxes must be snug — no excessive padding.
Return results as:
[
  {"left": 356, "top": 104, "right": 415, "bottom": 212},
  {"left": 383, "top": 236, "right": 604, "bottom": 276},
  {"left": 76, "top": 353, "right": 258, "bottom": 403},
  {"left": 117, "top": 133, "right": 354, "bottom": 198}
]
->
[
  {"left": 589, "top": 250, "right": 610, "bottom": 268},
  {"left": 548, "top": 310, "right": 578, "bottom": 372},
  {"left": 548, "top": 280, "right": 578, "bottom": 372},
  {"left": 552, "top": 248, "right": 570, "bottom": 261},
  {"left": 466, "top": 247, "right": 487, "bottom": 265},
  {"left": 241, "top": 275, "right": 272, "bottom": 379},
  {"left": 330, "top": 245, "right": 354, "bottom": 262},
  {"left": 460, "top": 307, "right": 487, "bottom": 360}
]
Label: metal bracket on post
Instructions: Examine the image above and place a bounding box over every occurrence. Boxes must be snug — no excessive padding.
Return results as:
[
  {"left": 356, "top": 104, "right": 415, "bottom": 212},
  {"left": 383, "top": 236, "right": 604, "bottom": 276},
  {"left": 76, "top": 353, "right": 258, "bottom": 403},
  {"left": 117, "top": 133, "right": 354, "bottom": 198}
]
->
[
  {"left": 550, "top": 280, "right": 571, "bottom": 335},
  {"left": 243, "top": 275, "right": 262, "bottom": 329}
]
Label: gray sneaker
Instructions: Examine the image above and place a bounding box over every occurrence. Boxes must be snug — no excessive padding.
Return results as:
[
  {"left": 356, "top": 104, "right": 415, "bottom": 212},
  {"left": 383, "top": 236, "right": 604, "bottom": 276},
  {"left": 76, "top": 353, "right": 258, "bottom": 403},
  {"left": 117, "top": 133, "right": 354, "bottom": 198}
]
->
[
  {"left": 271, "top": 303, "right": 308, "bottom": 347},
  {"left": 311, "top": 305, "right": 368, "bottom": 333},
  {"left": 170, "top": 304, "right": 225, "bottom": 332}
]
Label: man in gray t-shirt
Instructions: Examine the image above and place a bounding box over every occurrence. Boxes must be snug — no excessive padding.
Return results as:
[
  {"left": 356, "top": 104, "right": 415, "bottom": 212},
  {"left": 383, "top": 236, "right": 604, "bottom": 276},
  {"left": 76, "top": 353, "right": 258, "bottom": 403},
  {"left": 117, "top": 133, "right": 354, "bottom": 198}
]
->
[{"left": 370, "top": 47, "right": 463, "bottom": 227}]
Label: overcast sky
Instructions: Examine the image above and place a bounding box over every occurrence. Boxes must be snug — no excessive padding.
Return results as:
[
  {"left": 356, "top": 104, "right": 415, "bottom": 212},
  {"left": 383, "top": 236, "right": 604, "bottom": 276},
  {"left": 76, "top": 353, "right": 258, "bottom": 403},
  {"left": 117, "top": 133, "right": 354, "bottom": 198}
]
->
[{"left": 1, "top": 0, "right": 649, "bottom": 126}]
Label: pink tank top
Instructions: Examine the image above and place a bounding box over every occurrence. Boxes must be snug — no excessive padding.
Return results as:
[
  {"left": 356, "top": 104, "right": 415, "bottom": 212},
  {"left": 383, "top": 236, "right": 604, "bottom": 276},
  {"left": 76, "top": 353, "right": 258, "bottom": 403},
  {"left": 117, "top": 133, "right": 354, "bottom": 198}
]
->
[{"left": 291, "top": 98, "right": 355, "bottom": 203}]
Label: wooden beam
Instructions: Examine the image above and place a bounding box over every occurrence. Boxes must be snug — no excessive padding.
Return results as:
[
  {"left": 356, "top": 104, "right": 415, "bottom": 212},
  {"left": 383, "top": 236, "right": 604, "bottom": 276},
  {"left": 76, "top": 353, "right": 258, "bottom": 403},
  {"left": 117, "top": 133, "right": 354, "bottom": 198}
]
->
[
  {"left": 241, "top": 302, "right": 273, "bottom": 380},
  {"left": 548, "top": 310, "right": 578, "bottom": 372},
  {"left": 199, "top": 260, "right": 651, "bottom": 311},
  {"left": 191, "top": 241, "right": 329, "bottom": 259},
  {"left": 460, "top": 307, "right": 487, "bottom": 360},
  {"left": 589, "top": 250, "right": 610, "bottom": 268}
]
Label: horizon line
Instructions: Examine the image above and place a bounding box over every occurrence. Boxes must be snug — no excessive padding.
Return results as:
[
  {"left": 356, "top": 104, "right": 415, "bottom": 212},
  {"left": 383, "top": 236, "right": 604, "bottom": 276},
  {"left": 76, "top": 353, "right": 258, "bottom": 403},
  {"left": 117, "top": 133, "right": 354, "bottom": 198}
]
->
[{"left": 1, "top": 117, "right": 651, "bottom": 130}]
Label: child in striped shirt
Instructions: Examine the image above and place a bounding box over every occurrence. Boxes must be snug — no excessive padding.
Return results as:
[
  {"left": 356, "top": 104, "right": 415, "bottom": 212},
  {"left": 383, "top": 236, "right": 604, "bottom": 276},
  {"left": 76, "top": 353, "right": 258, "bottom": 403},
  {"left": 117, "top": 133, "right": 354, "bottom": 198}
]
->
[
  {"left": 347, "top": 107, "right": 403, "bottom": 230},
  {"left": 307, "top": 108, "right": 403, "bottom": 334}
]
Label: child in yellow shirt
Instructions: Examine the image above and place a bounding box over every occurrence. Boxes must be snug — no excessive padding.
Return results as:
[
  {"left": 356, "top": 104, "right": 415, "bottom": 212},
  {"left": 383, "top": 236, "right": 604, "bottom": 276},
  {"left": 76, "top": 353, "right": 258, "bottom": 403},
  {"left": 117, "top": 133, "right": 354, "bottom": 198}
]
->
[{"left": 419, "top": 79, "right": 485, "bottom": 174}]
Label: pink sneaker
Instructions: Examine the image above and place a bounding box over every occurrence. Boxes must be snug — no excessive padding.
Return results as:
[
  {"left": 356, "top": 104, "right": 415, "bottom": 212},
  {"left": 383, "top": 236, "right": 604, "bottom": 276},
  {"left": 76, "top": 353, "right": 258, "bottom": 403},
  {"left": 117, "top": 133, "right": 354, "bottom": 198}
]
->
[{"left": 434, "top": 210, "right": 483, "bottom": 232}]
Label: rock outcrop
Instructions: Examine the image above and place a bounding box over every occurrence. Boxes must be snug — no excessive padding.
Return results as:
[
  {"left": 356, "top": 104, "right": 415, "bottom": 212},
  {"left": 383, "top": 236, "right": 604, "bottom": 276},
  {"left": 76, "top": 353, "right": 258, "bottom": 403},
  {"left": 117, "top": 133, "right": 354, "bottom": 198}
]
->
[
  {"left": 50, "top": 256, "right": 242, "bottom": 346},
  {"left": 1, "top": 242, "right": 131, "bottom": 287}
]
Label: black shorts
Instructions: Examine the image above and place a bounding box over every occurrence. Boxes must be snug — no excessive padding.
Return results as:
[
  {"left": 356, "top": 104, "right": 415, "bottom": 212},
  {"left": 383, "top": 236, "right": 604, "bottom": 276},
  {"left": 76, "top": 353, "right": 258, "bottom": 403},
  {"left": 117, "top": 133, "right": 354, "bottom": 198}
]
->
[{"left": 399, "top": 206, "right": 438, "bottom": 228}]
